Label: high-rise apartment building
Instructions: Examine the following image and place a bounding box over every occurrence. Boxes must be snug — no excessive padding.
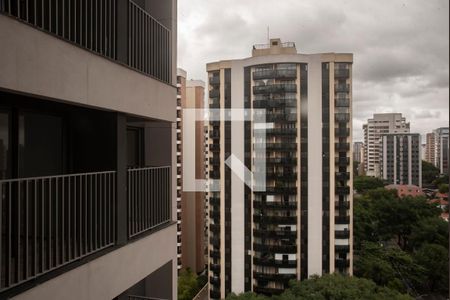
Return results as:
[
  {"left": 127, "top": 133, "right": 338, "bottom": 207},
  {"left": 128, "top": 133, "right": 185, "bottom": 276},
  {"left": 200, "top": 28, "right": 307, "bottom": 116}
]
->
[
  {"left": 176, "top": 68, "right": 206, "bottom": 273},
  {"left": 363, "top": 113, "right": 410, "bottom": 177},
  {"left": 206, "top": 39, "right": 353, "bottom": 298},
  {"left": 0, "top": 2, "right": 177, "bottom": 299},
  {"left": 353, "top": 142, "right": 363, "bottom": 163},
  {"left": 425, "top": 132, "right": 436, "bottom": 164},
  {"left": 427, "top": 127, "right": 449, "bottom": 174},
  {"left": 380, "top": 133, "right": 422, "bottom": 187}
]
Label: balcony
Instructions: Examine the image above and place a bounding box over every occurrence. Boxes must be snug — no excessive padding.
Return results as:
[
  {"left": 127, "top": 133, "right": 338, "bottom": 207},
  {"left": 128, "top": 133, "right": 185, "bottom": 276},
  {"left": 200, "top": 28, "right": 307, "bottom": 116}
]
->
[
  {"left": 210, "top": 289, "right": 221, "bottom": 299},
  {"left": 253, "top": 257, "right": 297, "bottom": 268},
  {"left": 209, "top": 90, "right": 220, "bottom": 99},
  {"left": 335, "top": 245, "right": 350, "bottom": 252},
  {"left": 210, "top": 263, "right": 221, "bottom": 273},
  {"left": 209, "top": 99, "right": 220, "bottom": 109},
  {"left": 335, "top": 186, "right": 350, "bottom": 195},
  {"left": 210, "top": 223, "right": 220, "bottom": 233},
  {"left": 335, "top": 215, "right": 350, "bottom": 224},
  {"left": 253, "top": 229, "right": 297, "bottom": 238},
  {"left": 335, "top": 69, "right": 350, "bottom": 78},
  {"left": 210, "top": 250, "right": 221, "bottom": 259},
  {"left": 210, "top": 236, "right": 220, "bottom": 247},
  {"left": 335, "top": 201, "right": 350, "bottom": 209},
  {"left": 335, "top": 172, "right": 350, "bottom": 181},
  {"left": 335, "top": 113, "right": 350, "bottom": 122},
  {"left": 253, "top": 84, "right": 297, "bottom": 95},
  {"left": 335, "top": 98, "right": 350, "bottom": 107},
  {"left": 335, "top": 258, "right": 350, "bottom": 268},
  {"left": 210, "top": 210, "right": 220, "bottom": 220},
  {"left": 335, "top": 230, "right": 350, "bottom": 239},
  {"left": 253, "top": 69, "right": 297, "bottom": 80},
  {"left": 262, "top": 157, "right": 297, "bottom": 165},
  {"left": 0, "top": 166, "right": 171, "bottom": 293},
  {"left": 335, "top": 84, "right": 350, "bottom": 93},
  {"left": 209, "top": 197, "right": 220, "bottom": 206},
  {"left": 210, "top": 170, "right": 220, "bottom": 179},
  {"left": 266, "top": 113, "right": 297, "bottom": 123},
  {"left": 209, "top": 144, "right": 220, "bottom": 152},
  {"left": 253, "top": 215, "right": 297, "bottom": 224},
  {"left": 209, "top": 76, "right": 220, "bottom": 85},
  {"left": 210, "top": 276, "right": 220, "bottom": 285},
  {"left": 266, "top": 171, "right": 297, "bottom": 180},
  {"left": 259, "top": 143, "right": 297, "bottom": 150},
  {"left": 335, "top": 143, "right": 350, "bottom": 151},
  {"left": 265, "top": 128, "right": 297, "bottom": 136},
  {"left": 263, "top": 186, "right": 297, "bottom": 194},
  {"left": 1, "top": 0, "right": 173, "bottom": 84},
  {"left": 253, "top": 243, "right": 297, "bottom": 253},
  {"left": 209, "top": 131, "right": 220, "bottom": 140},
  {"left": 335, "top": 157, "right": 350, "bottom": 166},
  {"left": 253, "top": 200, "right": 297, "bottom": 209},
  {"left": 253, "top": 272, "right": 296, "bottom": 281},
  {"left": 335, "top": 128, "right": 350, "bottom": 137}
]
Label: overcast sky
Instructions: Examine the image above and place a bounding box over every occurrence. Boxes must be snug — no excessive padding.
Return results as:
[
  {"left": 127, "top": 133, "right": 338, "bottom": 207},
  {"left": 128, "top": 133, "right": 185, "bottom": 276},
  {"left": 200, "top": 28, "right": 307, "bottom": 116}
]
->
[{"left": 178, "top": 0, "right": 449, "bottom": 142}]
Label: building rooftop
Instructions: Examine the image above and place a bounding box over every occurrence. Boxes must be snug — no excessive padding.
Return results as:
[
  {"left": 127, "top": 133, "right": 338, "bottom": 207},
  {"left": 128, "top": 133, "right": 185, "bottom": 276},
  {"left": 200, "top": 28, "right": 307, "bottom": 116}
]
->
[{"left": 252, "top": 38, "right": 297, "bottom": 57}]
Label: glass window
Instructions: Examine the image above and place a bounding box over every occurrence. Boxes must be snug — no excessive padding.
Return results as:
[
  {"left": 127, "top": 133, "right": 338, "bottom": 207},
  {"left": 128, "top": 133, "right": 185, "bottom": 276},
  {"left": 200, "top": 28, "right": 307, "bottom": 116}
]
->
[{"left": 0, "top": 111, "right": 10, "bottom": 179}]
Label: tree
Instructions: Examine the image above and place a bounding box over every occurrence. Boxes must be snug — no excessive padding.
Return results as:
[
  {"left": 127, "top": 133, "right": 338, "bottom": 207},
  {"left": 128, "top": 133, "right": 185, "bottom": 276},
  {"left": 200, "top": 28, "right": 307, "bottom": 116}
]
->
[
  {"left": 354, "top": 242, "right": 426, "bottom": 294},
  {"left": 280, "top": 274, "right": 412, "bottom": 300},
  {"left": 422, "top": 160, "right": 440, "bottom": 186},
  {"left": 178, "top": 268, "right": 203, "bottom": 300},
  {"left": 438, "top": 183, "right": 449, "bottom": 193},
  {"left": 226, "top": 292, "right": 268, "bottom": 300},
  {"left": 413, "top": 243, "right": 449, "bottom": 294},
  {"left": 353, "top": 176, "right": 386, "bottom": 194},
  {"left": 353, "top": 187, "right": 449, "bottom": 297},
  {"left": 433, "top": 174, "right": 449, "bottom": 187}
]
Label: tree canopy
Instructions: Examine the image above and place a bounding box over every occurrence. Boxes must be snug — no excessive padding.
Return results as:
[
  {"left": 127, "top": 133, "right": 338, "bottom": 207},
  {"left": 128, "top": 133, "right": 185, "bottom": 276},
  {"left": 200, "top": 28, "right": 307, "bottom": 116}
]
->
[
  {"left": 178, "top": 268, "right": 206, "bottom": 300},
  {"left": 226, "top": 274, "right": 412, "bottom": 300},
  {"left": 422, "top": 160, "right": 440, "bottom": 186},
  {"left": 353, "top": 188, "right": 449, "bottom": 297},
  {"left": 353, "top": 176, "right": 386, "bottom": 194}
]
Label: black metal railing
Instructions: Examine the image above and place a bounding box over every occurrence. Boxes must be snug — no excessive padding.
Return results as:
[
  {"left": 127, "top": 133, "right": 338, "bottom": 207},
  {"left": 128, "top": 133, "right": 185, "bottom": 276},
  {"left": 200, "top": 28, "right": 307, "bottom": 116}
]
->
[
  {"left": 127, "top": 166, "right": 171, "bottom": 238},
  {"left": 253, "top": 84, "right": 297, "bottom": 94},
  {"left": 334, "top": 69, "right": 350, "bottom": 78},
  {"left": 0, "top": 0, "right": 173, "bottom": 84},
  {"left": 128, "top": 0, "right": 171, "bottom": 83},
  {"left": 0, "top": 0, "right": 117, "bottom": 60},
  {"left": 253, "top": 69, "right": 297, "bottom": 80},
  {"left": 0, "top": 171, "right": 116, "bottom": 292},
  {"left": 335, "top": 113, "right": 350, "bottom": 122}
]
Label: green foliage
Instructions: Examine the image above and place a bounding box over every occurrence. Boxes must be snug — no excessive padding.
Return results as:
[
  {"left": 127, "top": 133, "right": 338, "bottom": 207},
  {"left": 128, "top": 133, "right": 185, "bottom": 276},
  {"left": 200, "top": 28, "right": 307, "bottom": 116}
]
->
[
  {"left": 422, "top": 160, "right": 440, "bottom": 186},
  {"left": 353, "top": 188, "right": 449, "bottom": 297},
  {"left": 413, "top": 243, "right": 449, "bottom": 294},
  {"left": 178, "top": 268, "right": 206, "bottom": 300},
  {"left": 353, "top": 176, "right": 386, "bottom": 194},
  {"left": 433, "top": 174, "right": 449, "bottom": 187},
  {"left": 226, "top": 292, "right": 268, "bottom": 300},
  {"left": 226, "top": 275, "right": 412, "bottom": 300},
  {"left": 438, "top": 183, "right": 449, "bottom": 193},
  {"left": 279, "top": 274, "right": 412, "bottom": 300}
]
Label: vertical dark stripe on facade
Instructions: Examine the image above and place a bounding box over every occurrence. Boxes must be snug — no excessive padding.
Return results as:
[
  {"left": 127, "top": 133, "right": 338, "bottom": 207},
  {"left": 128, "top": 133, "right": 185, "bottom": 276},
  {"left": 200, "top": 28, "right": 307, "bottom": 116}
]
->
[
  {"left": 299, "top": 63, "right": 308, "bottom": 279},
  {"left": 243, "top": 67, "right": 252, "bottom": 292},
  {"left": 224, "top": 68, "right": 232, "bottom": 294},
  {"left": 321, "top": 63, "right": 330, "bottom": 273},
  {"left": 208, "top": 71, "right": 221, "bottom": 298}
]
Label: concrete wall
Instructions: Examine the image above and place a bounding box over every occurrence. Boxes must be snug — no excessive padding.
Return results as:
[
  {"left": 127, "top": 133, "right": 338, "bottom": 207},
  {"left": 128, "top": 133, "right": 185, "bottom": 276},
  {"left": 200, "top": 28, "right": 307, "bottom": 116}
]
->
[
  {"left": 12, "top": 225, "right": 177, "bottom": 300},
  {"left": 0, "top": 14, "right": 176, "bottom": 122}
]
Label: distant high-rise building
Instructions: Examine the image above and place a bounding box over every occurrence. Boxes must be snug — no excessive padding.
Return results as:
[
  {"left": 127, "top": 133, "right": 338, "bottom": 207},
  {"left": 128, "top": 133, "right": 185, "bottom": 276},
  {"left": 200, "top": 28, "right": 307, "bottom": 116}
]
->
[
  {"left": 425, "top": 132, "right": 436, "bottom": 164},
  {"left": 176, "top": 68, "right": 207, "bottom": 274},
  {"left": 353, "top": 142, "right": 363, "bottom": 163},
  {"left": 206, "top": 39, "right": 353, "bottom": 298},
  {"left": 380, "top": 133, "right": 422, "bottom": 187},
  {"left": 363, "top": 113, "right": 410, "bottom": 177},
  {"left": 433, "top": 127, "right": 449, "bottom": 175}
]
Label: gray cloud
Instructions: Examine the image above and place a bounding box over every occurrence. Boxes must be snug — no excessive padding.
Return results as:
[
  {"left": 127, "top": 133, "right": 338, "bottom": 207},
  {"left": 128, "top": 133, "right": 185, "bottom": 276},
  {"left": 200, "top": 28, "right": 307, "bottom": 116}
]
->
[{"left": 178, "top": 0, "right": 449, "bottom": 142}]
